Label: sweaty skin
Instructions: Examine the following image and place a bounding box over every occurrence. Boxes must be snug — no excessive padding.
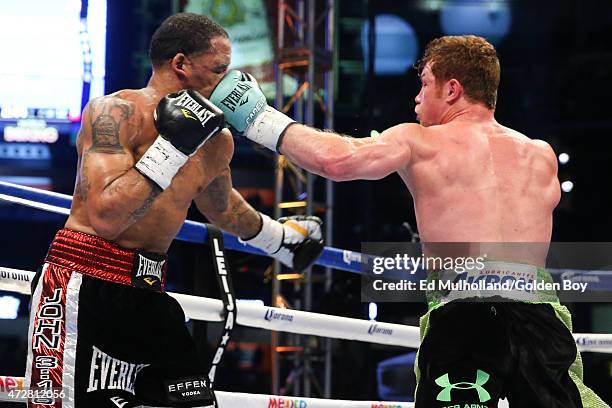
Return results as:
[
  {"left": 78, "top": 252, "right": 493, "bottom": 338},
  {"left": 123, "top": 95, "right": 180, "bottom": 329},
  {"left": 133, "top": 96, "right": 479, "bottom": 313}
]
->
[
  {"left": 278, "top": 64, "right": 560, "bottom": 265},
  {"left": 65, "top": 37, "right": 262, "bottom": 253}
]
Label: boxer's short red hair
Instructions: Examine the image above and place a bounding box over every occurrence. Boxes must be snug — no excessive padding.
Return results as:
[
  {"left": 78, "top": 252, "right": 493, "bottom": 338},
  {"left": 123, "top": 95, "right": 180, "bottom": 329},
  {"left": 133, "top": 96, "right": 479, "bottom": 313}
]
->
[{"left": 418, "top": 35, "right": 500, "bottom": 110}]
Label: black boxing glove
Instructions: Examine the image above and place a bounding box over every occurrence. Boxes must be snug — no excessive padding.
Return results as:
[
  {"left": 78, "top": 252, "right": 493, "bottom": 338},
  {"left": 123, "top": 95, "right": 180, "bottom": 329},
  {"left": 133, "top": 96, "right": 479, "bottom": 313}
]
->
[{"left": 135, "top": 90, "right": 224, "bottom": 189}]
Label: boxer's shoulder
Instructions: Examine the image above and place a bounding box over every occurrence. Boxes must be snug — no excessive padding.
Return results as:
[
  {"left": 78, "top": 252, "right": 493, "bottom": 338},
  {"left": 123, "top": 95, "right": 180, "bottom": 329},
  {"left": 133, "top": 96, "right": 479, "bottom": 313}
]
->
[
  {"left": 77, "top": 92, "right": 143, "bottom": 151},
  {"left": 83, "top": 91, "right": 144, "bottom": 132},
  {"left": 499, "top": 125, "right": 556, "bottom": 161},
  {"left": 529, "top": 138, "right": 555, "bottom": 154},
  {"left": 530, "top": 139, "right": 557, "bottom": 170},
  {"left": 381, "top": 122, "right": 426, "bottom": 143}
]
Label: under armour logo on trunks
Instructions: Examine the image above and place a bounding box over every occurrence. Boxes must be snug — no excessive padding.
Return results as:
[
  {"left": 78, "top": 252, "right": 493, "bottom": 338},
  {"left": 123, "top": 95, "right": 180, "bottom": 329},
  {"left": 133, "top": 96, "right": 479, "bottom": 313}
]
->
[{"left": 435, "top": 369, "right": 491, "bottom": 403}]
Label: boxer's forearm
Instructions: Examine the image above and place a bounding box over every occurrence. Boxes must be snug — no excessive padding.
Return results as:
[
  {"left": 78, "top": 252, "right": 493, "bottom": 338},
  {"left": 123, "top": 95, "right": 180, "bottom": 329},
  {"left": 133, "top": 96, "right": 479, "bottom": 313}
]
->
[
  {"left": 279, "top": 124, "right": 411, "bottom": 181},
  {"left": 205, "top": 190, "right": 262, "bottom": 239},
  {"left": 194, "top": 174, "right": 262, "bottom": 239},
  {"left": 279, "top": 124, "right": 355, "bottom": 181}
]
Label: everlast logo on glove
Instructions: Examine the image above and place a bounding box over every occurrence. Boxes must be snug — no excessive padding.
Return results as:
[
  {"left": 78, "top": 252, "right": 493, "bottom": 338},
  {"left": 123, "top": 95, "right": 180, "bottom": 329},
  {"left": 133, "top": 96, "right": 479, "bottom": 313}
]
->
[
  {"left": 165, "top": 376, "right": 215, "bottom": 406},
  {"left": 132, "top": 252, "right": 166, "bottom": 291},
  {"left": 218, "top": 82, "right": 251, "bottom": 112},
  {"left": 173, "top": 91, "right": 217, "bottom": 126}
]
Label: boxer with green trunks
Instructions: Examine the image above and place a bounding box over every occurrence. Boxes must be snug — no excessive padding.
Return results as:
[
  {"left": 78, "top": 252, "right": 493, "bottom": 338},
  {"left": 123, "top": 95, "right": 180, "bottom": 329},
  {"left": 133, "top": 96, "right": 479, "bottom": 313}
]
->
[{"left": 209, "top": 34, "right": 609, "bottom": 407}]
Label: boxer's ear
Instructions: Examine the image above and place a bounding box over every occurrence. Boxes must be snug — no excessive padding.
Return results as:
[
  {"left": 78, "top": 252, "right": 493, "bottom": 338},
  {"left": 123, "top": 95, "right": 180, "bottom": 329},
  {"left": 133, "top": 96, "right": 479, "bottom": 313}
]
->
[
  {"left": 446, "top": 79, "right": 463, "bottom": 104},
  {"left": 171, "top": 53, "right": 188, "bottom": 80}
]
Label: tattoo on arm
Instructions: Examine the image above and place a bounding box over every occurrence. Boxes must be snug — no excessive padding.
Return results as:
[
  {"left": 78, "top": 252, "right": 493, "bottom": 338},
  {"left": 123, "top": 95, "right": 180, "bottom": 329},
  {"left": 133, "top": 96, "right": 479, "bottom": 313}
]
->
[
  {"left": 74, "top": 172, "right": 91, "bottom": 201},
  {"left": 131, "top": 183, "right": 162, "bottom": 219},
  {"left": 219, "top": 198, "right": 261, "bottom": 238},
  {"left": 88, "top": 98, "right": 134, "bottom": 154},
  {"left": 202, "top": 175, "right": 262, "bottom": 238},
  {"left": 206, "top": 176, "right": 231, "bottom": 213}
]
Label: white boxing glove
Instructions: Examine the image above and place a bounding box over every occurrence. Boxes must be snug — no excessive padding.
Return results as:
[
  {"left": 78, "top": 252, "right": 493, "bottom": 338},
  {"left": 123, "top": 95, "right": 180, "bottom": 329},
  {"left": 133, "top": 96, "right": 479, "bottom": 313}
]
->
[{"left": 241, "top": 213, "right": 323, "bottom": 272}]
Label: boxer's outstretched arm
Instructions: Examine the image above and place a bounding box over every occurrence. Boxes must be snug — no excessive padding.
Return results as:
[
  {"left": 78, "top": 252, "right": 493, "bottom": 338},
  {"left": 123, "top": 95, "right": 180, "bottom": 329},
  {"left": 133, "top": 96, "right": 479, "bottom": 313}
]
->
[
  {"left": 75, "top": 96, "right": 163, "bottom": 240},
  {"left": 279, "top": 123, "right": 416, "bottom": 181},
  {"left": 194, "top": 169, "right": 263, "bottom": 239},
  {"left": 209, "top": 70, "right": 413, "bottom": 181}
]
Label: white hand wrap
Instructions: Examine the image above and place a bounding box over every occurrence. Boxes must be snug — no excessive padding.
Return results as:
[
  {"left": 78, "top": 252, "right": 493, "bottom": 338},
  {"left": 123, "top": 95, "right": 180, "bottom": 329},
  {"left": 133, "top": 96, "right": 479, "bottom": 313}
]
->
[
  {"left": 244, "top": 106, "right": 295, "bottom": 152},
  {"left": 135, "top": 135, "right": 188, "bottom": 190},
  {"left": 239, "top": 213, "right": 283, "bottom": 254}
]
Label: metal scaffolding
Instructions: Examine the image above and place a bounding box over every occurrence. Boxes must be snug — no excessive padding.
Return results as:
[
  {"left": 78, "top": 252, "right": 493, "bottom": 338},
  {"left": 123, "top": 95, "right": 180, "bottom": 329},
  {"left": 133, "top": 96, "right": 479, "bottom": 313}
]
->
[{"left": 272, "top": 0, "right": 335, "bottom": 398}]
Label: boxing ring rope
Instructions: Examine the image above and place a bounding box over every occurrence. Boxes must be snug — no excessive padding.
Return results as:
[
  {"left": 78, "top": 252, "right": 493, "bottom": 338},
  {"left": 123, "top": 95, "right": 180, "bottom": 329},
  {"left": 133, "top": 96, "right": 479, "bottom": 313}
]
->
[
  {"left": 0, "top": 181, "right": 359, "bottom": 273},
  {"left": 1, "top": 181, "right": 612, "bottom": 407},
  {"left": 0, "top": 268, "right": 420, "bottom": 348},
  {"left": 3, "top": 180, "right": 612, "bottom": 287}
]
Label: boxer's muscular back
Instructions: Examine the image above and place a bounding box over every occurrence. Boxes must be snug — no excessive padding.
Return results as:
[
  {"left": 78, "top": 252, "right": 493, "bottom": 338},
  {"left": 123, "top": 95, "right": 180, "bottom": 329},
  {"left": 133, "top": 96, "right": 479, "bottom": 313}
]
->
[
  {"left": 399, "top": 120, "right": 560, "bottom": 251},
  {"left": 65, "top": 89, "right": 232, "bottom": 252}
]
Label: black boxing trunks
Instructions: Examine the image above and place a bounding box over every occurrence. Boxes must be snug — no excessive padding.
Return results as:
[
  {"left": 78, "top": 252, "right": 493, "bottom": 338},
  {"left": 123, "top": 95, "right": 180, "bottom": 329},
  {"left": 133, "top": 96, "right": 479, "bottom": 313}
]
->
[
  {"left": 415, "top": 262, "right": 609, "bottom": 408},
  {"left": 25, "top": 229, "right": 214, "bottom": 408},
  {"left": 415, "top": 299, "right": 610, "bottom": 408}
]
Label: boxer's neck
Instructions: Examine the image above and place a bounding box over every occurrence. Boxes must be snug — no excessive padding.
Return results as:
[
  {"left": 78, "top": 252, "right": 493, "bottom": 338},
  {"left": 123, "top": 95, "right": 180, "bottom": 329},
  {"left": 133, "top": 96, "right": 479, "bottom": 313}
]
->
[
  {"left": 439, "top": 100, "right": 495, "bottom": 124},
  {"left": 147, "top": 68, "right": 183, "bottom": 96}
]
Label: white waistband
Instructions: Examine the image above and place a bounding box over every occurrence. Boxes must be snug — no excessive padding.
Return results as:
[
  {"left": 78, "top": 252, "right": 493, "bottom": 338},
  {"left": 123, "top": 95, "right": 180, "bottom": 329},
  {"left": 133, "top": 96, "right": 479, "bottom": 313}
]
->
[{"left": 428, "top": 261, "right": 557, "bottom": 303}]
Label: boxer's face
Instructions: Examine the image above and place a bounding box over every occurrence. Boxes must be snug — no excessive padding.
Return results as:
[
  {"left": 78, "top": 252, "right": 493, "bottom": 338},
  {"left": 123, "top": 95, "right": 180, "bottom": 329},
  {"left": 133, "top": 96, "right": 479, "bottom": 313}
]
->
[
  {"left": 182, "top": 36, "right": 231, "bottom": 98},
  {"left": 414, "top": 63, "right": 446, "bottom": 127}
]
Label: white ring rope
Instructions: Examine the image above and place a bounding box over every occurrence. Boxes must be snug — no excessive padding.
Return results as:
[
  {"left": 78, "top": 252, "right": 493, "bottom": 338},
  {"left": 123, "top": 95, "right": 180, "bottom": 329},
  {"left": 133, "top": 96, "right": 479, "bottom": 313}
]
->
[
  {"left": 2, "top": 268, "right": 612, "bottom": 353},
  {"left": 0, "top": 193, "right": 70, "bottom": 216},
  {"left": 1, "top": 268, "right": 419, "bottom": 348},
  {"left": 0, "top": 267, "right": 419, "bottom": 407}
]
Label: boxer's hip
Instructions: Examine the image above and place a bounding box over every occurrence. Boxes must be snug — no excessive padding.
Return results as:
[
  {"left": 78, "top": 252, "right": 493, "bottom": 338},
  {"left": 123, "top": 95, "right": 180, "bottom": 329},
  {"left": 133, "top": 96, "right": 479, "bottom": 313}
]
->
[
  {"left": 425, "top": 261, "right": 559, "bottom": 309},
  {"left": 26, "top": 229, "right": 208, "bottom": 407},
  {"left": 44, "top": 228, "right": 168, "bottom": 292}
]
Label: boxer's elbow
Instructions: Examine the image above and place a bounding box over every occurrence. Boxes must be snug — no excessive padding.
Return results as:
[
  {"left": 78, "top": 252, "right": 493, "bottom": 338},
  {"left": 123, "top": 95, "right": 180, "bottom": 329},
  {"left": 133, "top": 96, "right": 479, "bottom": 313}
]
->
[
  {"left": 319, "top": 160, "right": 350, "bottom": 181},
  {"left": 90, "top": 218, "right": 123, "bottom": 241},
  {"left": 88, "top": 200, "right": 126, "bottom": 240},
  {"left": 90, "top": 218, "right": 122, "bottom": 241},
  {"left": 318, "top": 148, "right": 356, "bottom": 181}
]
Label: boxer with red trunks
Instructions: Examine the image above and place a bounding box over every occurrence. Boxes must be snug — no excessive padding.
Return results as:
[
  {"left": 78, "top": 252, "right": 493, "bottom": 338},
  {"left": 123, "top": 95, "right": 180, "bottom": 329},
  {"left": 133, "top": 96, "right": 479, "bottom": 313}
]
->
[{"left": 25, "top": 13, "right": 323, "bottom": 408}]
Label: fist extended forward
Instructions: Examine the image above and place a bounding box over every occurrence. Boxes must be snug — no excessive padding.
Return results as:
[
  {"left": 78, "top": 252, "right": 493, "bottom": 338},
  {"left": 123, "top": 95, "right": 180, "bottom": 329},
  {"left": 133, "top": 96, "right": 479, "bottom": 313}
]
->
[{"left": 210, "top": 70, "right": 295, "bottom": 152}]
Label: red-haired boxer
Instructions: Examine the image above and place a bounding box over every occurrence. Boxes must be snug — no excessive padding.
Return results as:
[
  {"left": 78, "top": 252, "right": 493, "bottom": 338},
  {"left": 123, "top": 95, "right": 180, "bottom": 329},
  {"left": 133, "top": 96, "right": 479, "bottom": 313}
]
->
[{"left": 210, "top": 36, "right": 608, "bottom": 408}]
